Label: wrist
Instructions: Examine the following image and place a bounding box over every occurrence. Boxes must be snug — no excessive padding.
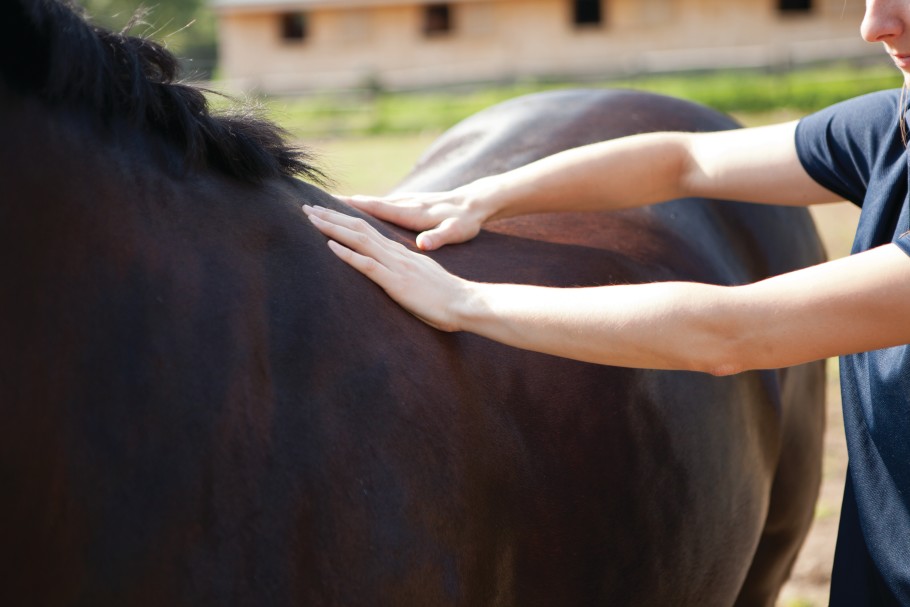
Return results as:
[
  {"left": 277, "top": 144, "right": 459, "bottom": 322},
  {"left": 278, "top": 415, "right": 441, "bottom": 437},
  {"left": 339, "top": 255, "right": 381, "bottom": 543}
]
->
[
  {"left": 464, "top": 175, "right": 513, "bottom": 223},
  {"left": 449, "top": 280, "right": 490, "bottom": 334}
]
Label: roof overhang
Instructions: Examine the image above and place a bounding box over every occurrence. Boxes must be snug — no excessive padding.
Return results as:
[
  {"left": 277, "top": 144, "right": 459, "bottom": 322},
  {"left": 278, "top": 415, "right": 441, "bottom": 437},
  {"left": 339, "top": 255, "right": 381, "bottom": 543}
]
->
[{"left": 211, "top": 0, "right": 490, "bottom": 14}]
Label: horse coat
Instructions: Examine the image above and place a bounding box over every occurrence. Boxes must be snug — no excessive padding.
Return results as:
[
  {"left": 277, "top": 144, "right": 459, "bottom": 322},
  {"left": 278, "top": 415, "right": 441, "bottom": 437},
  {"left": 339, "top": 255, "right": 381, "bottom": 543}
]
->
[{"left": 0, "top": 2, "right": 825, "bottom": 605}]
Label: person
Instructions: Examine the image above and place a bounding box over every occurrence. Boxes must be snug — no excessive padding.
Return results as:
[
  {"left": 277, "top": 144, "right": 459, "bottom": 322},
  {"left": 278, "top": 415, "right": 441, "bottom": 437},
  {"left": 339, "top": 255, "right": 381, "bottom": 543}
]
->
[{"left": 305, "top": 0, "right": 910, "bottom": 603}]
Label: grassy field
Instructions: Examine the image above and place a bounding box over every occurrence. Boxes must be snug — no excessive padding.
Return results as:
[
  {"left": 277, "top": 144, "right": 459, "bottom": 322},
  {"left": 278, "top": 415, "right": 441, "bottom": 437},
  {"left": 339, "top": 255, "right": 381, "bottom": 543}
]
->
[
  {"left": 262, "top": 61, "right": 901, "bottom": 195},
  {"left": 252, "top": 61, "right": 902, "bottom": 139},
  {"left": 304, "top": 133, "right": 440, "bottom": 195},
  {"left": 301, "top": 111, "right": 808, "bottom": 196}
]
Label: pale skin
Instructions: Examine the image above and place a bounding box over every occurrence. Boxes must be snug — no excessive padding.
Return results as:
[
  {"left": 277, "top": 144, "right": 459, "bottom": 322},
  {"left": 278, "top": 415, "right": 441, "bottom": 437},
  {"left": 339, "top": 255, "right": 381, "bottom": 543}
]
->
[{"left": 304, "top": 0, "right": 910, "bottom": 376}]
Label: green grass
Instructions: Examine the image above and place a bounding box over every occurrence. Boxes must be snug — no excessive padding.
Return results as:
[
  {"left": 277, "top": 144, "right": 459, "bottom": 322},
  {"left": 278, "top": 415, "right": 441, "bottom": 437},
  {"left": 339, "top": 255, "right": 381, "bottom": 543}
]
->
[
  {"left": 303, "top": 108, "right": 821, "bottom": 196},
  {"left": 236, "top": 61, "right": 900, "bottom": 193},
  {"left": 608, "top": 63, "right": 901, "bottom": 113},
  {"left": 241, "top": 62, "right": 902, "bottom": 139},
  {"left": 308, "top": 133, "right": 440, "bottom": 195}
]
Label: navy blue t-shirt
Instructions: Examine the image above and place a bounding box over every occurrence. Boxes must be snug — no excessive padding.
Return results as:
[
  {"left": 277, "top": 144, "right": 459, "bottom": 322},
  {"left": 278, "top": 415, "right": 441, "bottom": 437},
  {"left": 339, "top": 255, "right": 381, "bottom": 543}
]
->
[{"left": 795, "top": 89, "right": 910, "bottom": 604}]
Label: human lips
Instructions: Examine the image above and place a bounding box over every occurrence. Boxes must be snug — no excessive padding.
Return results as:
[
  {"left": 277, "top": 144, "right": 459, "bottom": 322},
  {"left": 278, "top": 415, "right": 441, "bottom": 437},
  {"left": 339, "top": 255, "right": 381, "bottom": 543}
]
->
[{"left": 890, "top": 51, "right": 910, "bottom": 70}]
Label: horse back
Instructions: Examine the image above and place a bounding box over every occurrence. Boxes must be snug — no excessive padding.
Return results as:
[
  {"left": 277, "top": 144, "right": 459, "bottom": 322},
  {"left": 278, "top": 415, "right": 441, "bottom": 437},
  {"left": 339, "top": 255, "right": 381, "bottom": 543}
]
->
[
  {"left": 0, "top": 87, "right": 825, "bottom": 606},
  {"left": 392, "top": 89, "right": 827, "bottom": 605}
]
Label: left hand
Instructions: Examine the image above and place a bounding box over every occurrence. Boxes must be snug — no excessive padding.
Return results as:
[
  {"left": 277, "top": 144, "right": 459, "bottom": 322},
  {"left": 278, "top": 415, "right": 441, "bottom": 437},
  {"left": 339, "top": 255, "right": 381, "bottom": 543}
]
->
[{"left": 303, "top": 205, "right": 473, "bottom": 332}]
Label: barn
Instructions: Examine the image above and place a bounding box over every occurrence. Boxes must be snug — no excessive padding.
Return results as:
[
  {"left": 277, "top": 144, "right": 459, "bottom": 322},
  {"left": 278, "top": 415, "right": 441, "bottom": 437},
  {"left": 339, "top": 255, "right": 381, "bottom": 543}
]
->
[{"left": 211, "top": 0, "right": 872, "bottom": 92}]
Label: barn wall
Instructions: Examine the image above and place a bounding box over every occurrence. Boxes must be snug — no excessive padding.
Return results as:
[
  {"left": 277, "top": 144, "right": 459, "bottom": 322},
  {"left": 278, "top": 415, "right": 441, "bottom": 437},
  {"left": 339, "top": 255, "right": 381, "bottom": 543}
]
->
[{"left": 214, "top": 0, "right": 872, "bottom": 93}]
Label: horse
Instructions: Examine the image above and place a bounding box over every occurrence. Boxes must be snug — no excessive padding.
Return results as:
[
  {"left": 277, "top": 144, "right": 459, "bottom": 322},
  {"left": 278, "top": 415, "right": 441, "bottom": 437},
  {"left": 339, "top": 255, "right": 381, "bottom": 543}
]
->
[{"left": 0, "top": 1, "right": 825, "bottom": 605}]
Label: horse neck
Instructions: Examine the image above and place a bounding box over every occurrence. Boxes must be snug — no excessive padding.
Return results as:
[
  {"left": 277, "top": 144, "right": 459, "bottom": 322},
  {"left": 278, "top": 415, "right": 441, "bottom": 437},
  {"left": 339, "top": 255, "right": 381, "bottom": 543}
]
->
[
  {"left": 1, "top": 91, "right": 330, "bottom": 269},
  {"left": 0, "top": 94, "right": 347, "bottom": 394}
]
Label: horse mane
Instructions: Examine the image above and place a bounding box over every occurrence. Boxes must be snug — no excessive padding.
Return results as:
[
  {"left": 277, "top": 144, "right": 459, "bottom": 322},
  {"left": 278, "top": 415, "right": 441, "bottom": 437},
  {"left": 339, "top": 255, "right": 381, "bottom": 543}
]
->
[{"left": 0, "top": 0, "right": 326, "bottom": 185}]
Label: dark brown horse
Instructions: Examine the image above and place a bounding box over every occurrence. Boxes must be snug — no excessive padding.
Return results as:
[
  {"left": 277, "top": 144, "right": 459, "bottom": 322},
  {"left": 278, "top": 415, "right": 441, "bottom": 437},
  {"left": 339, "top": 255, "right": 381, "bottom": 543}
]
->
[{"left": 0, "top": 2, "right": 824, "bottom": 605}]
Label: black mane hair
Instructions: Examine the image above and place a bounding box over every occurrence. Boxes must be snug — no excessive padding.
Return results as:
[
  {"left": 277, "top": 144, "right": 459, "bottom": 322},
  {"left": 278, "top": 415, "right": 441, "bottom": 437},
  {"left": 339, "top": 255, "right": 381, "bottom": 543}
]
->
[{"left": 0, "top": 0, "right": 326, "bottom": 185}]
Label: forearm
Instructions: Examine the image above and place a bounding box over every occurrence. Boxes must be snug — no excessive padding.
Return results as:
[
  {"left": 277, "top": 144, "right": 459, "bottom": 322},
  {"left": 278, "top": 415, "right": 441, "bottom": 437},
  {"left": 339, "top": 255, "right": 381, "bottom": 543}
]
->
[
  {"left": 474, "top": 121, "right": 835, "bottom": 222},
  {"left": 482, "top": 132, "right": 690, "bottom": 220},
  {"left": 456, "top": 280, "right": 741, "bottom": 374},
  {"left": 454, "top": 245, "right": 910, "bottom": 375},
  {"left": 308, "top": 206, "right": 910, "bottom": 374}
]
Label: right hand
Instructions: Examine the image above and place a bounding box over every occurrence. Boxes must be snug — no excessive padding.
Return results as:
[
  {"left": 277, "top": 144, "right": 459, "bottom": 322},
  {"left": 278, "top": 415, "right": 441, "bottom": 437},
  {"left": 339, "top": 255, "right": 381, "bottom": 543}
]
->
[
  {"left": 334, "top": 179, "right": 501, "bottom": 251},
  {"left": 304, "top": 205, "right": 474, "bottom": 332}
]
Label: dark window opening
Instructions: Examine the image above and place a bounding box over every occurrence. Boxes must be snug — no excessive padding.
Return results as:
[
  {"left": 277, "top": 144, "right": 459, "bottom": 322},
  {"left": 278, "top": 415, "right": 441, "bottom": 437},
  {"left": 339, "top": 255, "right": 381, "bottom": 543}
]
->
[
  {"left": 778, "top": 0, "right": 812, "bottom": 13},
  {"left": 573, "top": 0, "right": 602, "bottom": 26},
  {"left": 281, "top": 12, "right": 307, "bottom": 41},
  {"left": 424, "top": 4, "right": 452, "bottom": 36}
]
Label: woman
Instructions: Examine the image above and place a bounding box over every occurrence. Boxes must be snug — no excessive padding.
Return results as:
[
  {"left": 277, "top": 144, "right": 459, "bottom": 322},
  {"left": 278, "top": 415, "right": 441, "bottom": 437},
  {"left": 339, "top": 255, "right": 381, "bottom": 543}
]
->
[{"left": 305, "top": 0, "right": 910, "bottom": 603}]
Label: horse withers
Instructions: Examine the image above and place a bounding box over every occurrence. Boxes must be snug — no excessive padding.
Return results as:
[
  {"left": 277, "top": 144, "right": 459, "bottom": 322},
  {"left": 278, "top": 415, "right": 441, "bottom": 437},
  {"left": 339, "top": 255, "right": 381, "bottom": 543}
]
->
[{"left": 0, "top": 2, "right": 824, "bottom": 605}]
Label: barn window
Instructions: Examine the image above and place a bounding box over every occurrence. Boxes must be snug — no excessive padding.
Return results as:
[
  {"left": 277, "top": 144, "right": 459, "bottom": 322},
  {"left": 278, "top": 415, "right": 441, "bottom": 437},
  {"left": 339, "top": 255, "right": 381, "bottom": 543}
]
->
[
  {"left": 280, "top": 12, "right": 308, "bottom": 42},
  {"left": 573, "top": 0, "right": 603, "bottom": 27},
  {"left": 424, "top": 4, "right": 452, "bottom": 36},
  {"left": 778, "top": 0, "right": 812, "bottom": 13}
]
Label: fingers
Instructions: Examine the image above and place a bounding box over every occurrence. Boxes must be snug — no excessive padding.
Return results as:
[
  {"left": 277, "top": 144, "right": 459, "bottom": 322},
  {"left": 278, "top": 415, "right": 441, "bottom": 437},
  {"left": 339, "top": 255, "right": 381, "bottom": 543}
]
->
[
  {"left": 303, "top": 204, "right": 465, "bottom": 333},
  {"left": 304, "top": 205, "right": 399, "bottom": 259},
  {"left": 304, "top": 204, "right": 381, "bottom": 239},
  {"left": 416, "top": 217, "right": 476, "bottom": 251},
  {"left": 332, "top": 190, "right": 487, "bottom": 251},
  {"left": 309, "top": 200, "right": 474, "bottom": 252},
  {"left": 415, "top": 232, "right": 436, "bottom": 251},
  {"left": 335, "top": 194, "right": 427, "bottom": 231},
  {"left": 325, "top": 239, "right": 396, "bottom": 286}
]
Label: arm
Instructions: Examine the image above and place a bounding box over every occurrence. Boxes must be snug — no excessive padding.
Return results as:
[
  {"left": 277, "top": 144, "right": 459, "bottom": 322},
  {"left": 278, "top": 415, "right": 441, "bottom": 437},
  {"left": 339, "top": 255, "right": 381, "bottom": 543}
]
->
[
  {"left": 484, "top": 121, "right": 839, "bottom": 215},
  {"left": 459, "top": 246, "right": 910, "bottom": 374},
  {"left": 304, "top": 206, "right": 910, "bottom": 374},
  {"left": 341, "top": 121, "right": 840, "bottom": 249}
]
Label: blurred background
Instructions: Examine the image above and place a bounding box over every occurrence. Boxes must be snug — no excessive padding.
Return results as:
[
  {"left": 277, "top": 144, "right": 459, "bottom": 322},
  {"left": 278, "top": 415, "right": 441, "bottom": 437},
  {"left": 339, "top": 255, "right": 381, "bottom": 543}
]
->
[
  {"left": 74, "top": 0, "right": 901, "bottom": 191},
  {"left": 76, "top": 1, "right": 885, "bottom": 605}
]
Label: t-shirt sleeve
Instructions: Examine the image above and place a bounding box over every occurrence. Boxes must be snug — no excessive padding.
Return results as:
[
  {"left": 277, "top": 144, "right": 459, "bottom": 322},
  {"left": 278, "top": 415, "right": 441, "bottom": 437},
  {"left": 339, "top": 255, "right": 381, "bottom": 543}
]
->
[
  {"left": 794, "top": 90, "right": 903, "bottom": 207},
  {"left": 897, "top": 231, "right": 910, "bottom": 258}
]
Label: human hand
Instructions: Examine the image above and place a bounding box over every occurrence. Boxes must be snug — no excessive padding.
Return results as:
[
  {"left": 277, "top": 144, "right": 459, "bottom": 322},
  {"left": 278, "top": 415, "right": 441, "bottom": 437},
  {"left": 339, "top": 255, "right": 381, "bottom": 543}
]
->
[
  {"left": 303, "top": 205, "right": 474, "bottom": 332},
  {"left": 334, "top": 178, "right": 500, "bottom": 251}
]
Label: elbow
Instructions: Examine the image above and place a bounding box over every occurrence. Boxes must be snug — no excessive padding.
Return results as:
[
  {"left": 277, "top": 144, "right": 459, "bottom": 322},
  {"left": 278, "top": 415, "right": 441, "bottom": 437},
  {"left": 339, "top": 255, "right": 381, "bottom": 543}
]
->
[
  {"left": 689, "top": 326, "right": 754, "bottom": 377},
  {"left": 688, "top": 349, "right": 746, "bottom": 376},
  {"left": 682, "top": 285, "right": 763, "bottom": 376},
  {"left": 704, "top": 360, "right": 746, "bottom": 377},
  {"left": 696, "top": 351, "right": 750, "bottom": 377},
  {"left": 707, "top": 335, "right": 782, "bottom": 376},
  {"left": 657, "top": 335, "right": 749, "bottom": 376},
  {"left": 648, "top": 282, "right": 768, "bottom": 376},
  {"left": 674, "top": 133, "right": 707, "bottom": 200}
]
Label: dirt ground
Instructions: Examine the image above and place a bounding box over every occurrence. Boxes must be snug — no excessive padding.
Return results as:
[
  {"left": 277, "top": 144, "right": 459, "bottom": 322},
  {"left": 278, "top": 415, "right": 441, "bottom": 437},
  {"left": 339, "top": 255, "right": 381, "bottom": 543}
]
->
[
  {"left": 777, "top": 358, "right": 846, "bottom": 607},
  {"left": 776, "top": 202, "right": 860, "bottom": 607}
]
